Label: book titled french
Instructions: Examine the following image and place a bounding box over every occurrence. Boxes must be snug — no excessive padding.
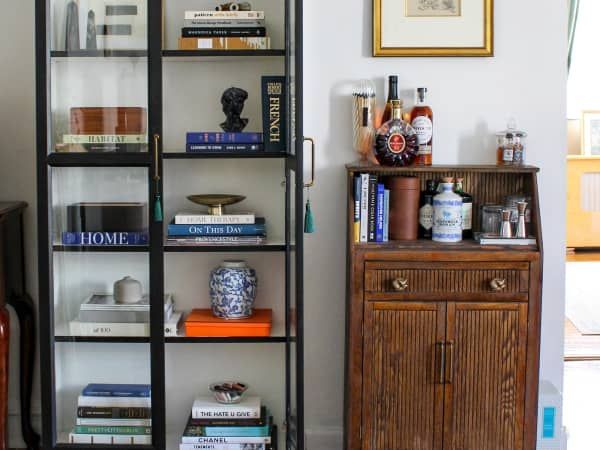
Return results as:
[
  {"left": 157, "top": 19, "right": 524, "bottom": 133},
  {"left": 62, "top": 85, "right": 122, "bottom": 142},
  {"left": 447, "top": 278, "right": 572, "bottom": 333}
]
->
[
  {"left": 186, "top": 144, "right": 263, "bottom": 153},
  {"left": 61, "top": 231, "right": 148, "bottom": 246},
  {"left": 192, "top": 396, "right": 261, "bottom": 419},
  {"left": 82, "top": 384, "right": 150, "bottom": 398},
  {"left": 175, "top": 212, "right": 255, "bottom": 225},
  {"left": 261, "top": 76, "right": 286, "bottom": 153},
  {"left": 167, "top": 219, "right": 265, "bottom": 237},
  {"left": 186, "top": 132, "right": 263, "bottom": 144}
]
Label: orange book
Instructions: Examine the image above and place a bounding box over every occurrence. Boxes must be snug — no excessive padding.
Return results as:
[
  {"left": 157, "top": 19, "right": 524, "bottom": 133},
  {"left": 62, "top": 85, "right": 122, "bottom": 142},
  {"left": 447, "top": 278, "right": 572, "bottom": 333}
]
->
[
  {"left": 178, "top": 37, "right": 270, "bottom": 50},
  {"left": 185, "top": 309, "right": 272, "bottom": 337}
]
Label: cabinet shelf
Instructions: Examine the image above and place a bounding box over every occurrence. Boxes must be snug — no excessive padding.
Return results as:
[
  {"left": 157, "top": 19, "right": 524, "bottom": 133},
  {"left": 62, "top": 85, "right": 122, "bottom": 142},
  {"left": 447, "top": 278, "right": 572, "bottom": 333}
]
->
[
  {"left": 163, "top": 152, "right": 287, "bottom": 159},
  {"left": 55, "top": 336, "right": 150, "bottom": 343},
  {"left": 53, "top": 245, "right": 148, "bottom": 253},
  {"left": 54, "top": 336, "right": 288, "bottom": 344},
  {"left": 47, "top": 153, "right": 151, "bottom": 167},
  {"left": 164, "top": 243, "right": 285, "bottom": 253},
  {"left": 50, "top": 50, "right": 148, "bottom": 58},
  {"left": 162, "top": 49, "right": 285, "bottom": 59},
  {"left": 353, "top": 239, "right": 538, "bottom": 253}
]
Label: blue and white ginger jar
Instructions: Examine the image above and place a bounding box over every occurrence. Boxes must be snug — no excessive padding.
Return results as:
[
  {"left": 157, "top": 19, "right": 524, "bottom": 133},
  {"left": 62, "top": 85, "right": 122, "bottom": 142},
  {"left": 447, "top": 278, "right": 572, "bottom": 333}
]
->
[{"left": 210, "top": 260, "right": 257, "bottom": 319}]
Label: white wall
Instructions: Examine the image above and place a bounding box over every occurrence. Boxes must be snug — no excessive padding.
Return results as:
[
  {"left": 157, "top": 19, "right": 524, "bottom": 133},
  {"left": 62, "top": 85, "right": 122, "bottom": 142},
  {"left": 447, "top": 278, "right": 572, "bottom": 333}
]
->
[
  {"left": 302, "top": 0, "right": 567, "bottom": 447},
  {"left": 0, "top": 0, "right": 567, "bottom": 448}
]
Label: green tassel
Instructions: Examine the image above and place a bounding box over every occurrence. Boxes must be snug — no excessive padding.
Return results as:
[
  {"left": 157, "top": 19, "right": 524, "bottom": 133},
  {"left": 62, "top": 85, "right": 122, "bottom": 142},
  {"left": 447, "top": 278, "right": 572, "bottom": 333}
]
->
[
  {"left": 304, "top": 199, "right": 315, "bottom": 234},
  {"left": 154, "top": 194, "right": 163, "bottom": 223}
]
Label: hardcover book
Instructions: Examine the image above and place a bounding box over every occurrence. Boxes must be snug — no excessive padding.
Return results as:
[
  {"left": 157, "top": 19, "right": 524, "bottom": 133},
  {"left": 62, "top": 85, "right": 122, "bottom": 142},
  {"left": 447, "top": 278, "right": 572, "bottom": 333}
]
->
[
  {"left": 178, "top": 37, "right": 270, "bottom": 50},
  {"left": 191, "top": 396, "right": 261, "bottom": 419},
  {"left": 68, "top": 320, "right": 150, "bottom": 337},
  {"left": 353, "top": 175, "right": 361, "bottom": 243},
  {"left": 183, "top": 19, "right": 265, "bottom": 28},
  {"left": 69, "top": 107, "right": 147, "bottom": 135},
  {"left": 166, "top": 236, "right": 267, "bottom": 246},
  {"left": 186, "top": 132, "right": 263, "bottom": 144},
  {"left": 187, "top": 407, "right": 267, "bottom": 427},
  {"left": 181, "top": 27, "right": 267, "bottom": 38},
  {"left": 56, "top": 143, "right": 146, "bottom": 153},
  {"left": 82, "top": 384, "right": 151, "bottom": 398},
  {"left": 77, "top": 406, "right": 151, "bottom": 419},
  {"left": 367, "top": 175, "right": 378, "bottom": 242},
  {"left": 67, "top": 202, "right": 147, "bottom": 233},
  {"left": 184, "top": 11, "right": 265, "bottom": 20},
  {"left": 62, "top": 134, "right": 147, "bottom": 144},
  {"left": 182, "top": 416, "right": 271, "bottom": 441},
  {"left": 73, "top": 425, "right": 151, "bottom": 435},
  {"left": 61, "top": 231, "right": 148, "bottom": 246},
  {"left": 179, "top": 444, "right": 265, "bottom": 450},
  {"left": 76, "top": 417, "right": 152, "bottom": 427},
  {"left": 261, "top": 76, "right": 287, "bottom": 153},
  {"left": 77, "top": 395, "right": 151, "bottom": 408},
  {"left": 376, "top": 183, "right": 385, "bottom": 243},
  {"left": 78, "top": 293, "right": 173, "bottom": 324},
  {"left": 186, "top": 144, "right": 263, "bottom": 153},
  {"left": 167, "top": 219, "right": 266, "bottom": 237},
  {"left": 68, "top": 433, "right": 151, "bottom": 445},
  {"left": 174, "top": 213, "right": 255, "bottom": 225},
  {"left": 359, "top": 174, "right": 369, "bottom": 242}
]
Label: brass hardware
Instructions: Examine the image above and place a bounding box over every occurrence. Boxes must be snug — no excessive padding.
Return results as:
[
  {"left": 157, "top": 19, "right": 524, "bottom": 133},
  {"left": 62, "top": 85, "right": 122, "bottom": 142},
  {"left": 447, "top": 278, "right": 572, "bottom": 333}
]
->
[
  {"left": 489, "top": 278, "right": 507, "bottom": 292},
  {"left": 392, "top": 277, "right": 409, "bottom": 292},
  {"left": 153, "top": 134, "right": 161, "bottom": 182},
  {"left": 445, "top": 341, "right": 454, "bottom": 384},
  {"left": 303, "top": 137, "right": 315, "bottom": 188},
  {"left": 435, "top": 342, "right": 445, "bottom": 384}
]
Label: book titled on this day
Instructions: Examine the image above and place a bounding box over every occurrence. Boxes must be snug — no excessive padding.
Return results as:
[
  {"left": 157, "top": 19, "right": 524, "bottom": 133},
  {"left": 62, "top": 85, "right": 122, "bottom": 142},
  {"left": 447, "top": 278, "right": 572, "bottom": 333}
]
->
[{"left": 192, "top": 396, "right": 261, "bottom": 419}]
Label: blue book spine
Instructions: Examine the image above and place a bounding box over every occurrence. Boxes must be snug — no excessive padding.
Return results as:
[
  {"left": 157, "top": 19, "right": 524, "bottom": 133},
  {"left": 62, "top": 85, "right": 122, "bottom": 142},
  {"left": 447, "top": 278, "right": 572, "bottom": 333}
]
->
[
  {"left": 61, "top": 232, "right": 148, "bottom": 246},
  {"left": 82, "top": 384, "right": 151, "bottom": 398},
  {"left": 375, "top": 184, "right": 385, "bottom": 242},
  {"left": 383, "top": 189, "right": 390, "bottom": 242},
  {"left": 186, "top": 143, "right": 263, "bottom": 152},
  {"left": 168, "top": 219, "right": 266, "bottom": 237},
  {"left": 202, "top": 423, "right": 270, "bottom": 437},
  {"left": 186, "top": 132, "right": 263, "bottom": 144}
]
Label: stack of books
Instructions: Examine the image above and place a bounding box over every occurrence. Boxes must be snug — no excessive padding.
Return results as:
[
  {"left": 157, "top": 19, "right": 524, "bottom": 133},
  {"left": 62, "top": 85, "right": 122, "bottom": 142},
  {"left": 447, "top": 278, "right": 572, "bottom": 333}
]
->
[
  {"left": 68, "top": 293, "right": 182, "bottom": 337},
  {"left": 180, "top": 396, "right": 274, "bottom": 450},
  {"left": 186, "top": 132, "right": 264, "bottom": 153},
  {"left": 167, "top": 212, "right": 267, "bottom": 246},
  {"left": 69, "top": 384, "right": 151, "bottom": 444},
  {"left": 353, "top": 173, "right": 391, "bottom": 243},
  {"left": 56, "top": 107, "right": 148, "bottom": 153},
  {"left": 178, "top": 10, "right": 270, "bottom": 51}
]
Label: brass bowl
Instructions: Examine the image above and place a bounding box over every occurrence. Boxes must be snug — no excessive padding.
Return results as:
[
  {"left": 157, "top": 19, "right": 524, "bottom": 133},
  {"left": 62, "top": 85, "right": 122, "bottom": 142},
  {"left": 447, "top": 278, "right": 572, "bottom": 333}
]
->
[{"left": 187, "top": 194, "right": 246, "bottom": 216}]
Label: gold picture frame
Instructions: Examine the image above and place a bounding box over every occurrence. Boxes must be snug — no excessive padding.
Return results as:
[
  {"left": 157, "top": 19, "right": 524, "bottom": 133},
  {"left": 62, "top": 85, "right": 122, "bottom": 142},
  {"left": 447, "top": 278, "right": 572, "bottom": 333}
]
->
[
  {"left": 580, "top": 110, "right": 600, "bottom": 156},
  {"left": 373, "top": 0, "right": 494, "bottom": 57}
]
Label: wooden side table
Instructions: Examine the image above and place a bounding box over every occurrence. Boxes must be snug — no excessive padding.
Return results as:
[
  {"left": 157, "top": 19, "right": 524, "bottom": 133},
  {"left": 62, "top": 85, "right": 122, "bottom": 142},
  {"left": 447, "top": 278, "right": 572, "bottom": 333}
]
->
[{"left": 0, "top": 202, "right": 39, "bottom": 450}]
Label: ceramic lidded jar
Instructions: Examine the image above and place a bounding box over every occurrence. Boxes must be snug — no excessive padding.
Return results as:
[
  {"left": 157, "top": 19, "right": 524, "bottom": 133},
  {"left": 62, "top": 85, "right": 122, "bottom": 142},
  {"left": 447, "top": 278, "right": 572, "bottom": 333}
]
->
[
  {"left": 113, "top": 276, "right": 143, "bottom": 304},
  {"left": 209, "top": 261, "right": 257, "bottom": 319}
]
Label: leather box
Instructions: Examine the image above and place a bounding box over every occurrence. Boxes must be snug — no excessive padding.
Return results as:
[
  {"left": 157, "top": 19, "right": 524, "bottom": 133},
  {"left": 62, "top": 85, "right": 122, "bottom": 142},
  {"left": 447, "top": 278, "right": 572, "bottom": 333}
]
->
[{"left": 67, "top": 202, "right": 147, "bottom": 232}]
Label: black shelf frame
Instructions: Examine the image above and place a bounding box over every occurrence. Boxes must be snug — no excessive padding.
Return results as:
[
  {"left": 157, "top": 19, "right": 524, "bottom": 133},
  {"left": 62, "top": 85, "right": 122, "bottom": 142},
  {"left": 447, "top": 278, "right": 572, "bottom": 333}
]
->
[{"left": 36, "top": 0, "right": 304, "bottom": 449}]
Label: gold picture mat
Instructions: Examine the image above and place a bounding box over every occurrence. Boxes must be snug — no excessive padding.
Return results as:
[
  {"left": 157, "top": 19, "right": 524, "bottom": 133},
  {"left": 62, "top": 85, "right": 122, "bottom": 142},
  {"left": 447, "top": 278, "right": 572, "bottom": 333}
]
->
[{"left": 373, "top": 0, "right": 493, "bottom": 57}]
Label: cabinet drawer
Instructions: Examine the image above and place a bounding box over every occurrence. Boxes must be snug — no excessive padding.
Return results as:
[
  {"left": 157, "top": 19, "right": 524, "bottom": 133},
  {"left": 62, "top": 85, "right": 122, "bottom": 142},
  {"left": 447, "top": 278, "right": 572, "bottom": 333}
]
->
[{"left": 365, "top": 261, "right": 529, "bottom": 301}]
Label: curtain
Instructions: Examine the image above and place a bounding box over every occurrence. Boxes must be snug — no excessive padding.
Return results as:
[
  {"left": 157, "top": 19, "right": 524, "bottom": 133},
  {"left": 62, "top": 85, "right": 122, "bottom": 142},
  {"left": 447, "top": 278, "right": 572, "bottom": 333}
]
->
[{"left": 568, "top": 0, "right": 581, "bottom": 72}]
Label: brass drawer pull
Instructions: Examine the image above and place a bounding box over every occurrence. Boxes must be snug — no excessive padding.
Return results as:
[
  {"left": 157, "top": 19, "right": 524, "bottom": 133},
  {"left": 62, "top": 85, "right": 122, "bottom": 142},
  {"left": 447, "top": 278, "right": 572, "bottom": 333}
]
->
[
  {"left": 489, "top": 278, "right": 507, "bottom": 292},
  {"left": 392, "top": 277, "right": 409, "bottom": 292}
]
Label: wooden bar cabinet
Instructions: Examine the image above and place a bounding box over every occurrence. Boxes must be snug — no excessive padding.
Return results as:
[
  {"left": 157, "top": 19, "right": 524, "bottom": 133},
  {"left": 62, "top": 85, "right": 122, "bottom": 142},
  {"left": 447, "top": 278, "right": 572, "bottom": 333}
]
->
[{"left": 344, "top": 164, "right": 543, "bottom": 450}]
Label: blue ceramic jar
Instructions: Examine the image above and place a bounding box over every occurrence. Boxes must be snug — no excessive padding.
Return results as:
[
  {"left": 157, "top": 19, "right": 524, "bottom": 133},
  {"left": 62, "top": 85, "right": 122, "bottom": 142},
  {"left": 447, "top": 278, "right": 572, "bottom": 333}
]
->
[{"left": 210, "top": 260, "right": 257, "bottom": 319}]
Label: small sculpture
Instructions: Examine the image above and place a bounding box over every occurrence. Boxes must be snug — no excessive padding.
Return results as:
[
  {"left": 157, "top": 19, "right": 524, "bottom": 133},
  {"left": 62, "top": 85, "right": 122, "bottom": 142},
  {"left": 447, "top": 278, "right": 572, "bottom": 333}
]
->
[
  {"left": 65, "top": 0, "right": 80, "bottom": 51},
  {"left": 216, "top": 2, "right": 252, "bottom": 11},
  {"left": 220, "top": 87, "right": 249, "bottom": 132},
  {"left": 86, "top": 10, "right": 97, "bottom": 50}
]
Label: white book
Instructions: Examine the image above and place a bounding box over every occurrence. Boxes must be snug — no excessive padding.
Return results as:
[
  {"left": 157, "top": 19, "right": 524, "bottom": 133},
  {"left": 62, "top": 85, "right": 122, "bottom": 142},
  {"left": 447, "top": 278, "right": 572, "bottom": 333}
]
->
[
  {"left": 164, "top": 312, "right": 182, "bottom": 337},
  {"left": 76, "top": 418, "right": 152, "bottom": 427},
  {"left": 78, "top": 395, "right": 151, "bottom": 408},
  {"left": 183, "top": 19, "right": 265, "bottom": 28},
  {"left": 62, "top": 134, "right": 148, "bottom": 144},
  {"left": 69, "top": 320, "right": 150, "bottom": 337},
  {"left": 359, "top": 174, "right": 369, "bottom": 243},
  {"left": 180, "top": 444, "right": 265, "bottom": 450},
  {"left": 184, "top": 11, "right": 265, "bottom": 20},
  {"left": 192, "top": 396, "right": 261, "bottom": 419},
  {"left": 181, "top": 436, "right": 269, "bottom": 444},
  {"left": 68, "top": 433, "right": 151, "bottom": 445},
  {"left": 175, "top": 213, "right": 255, "bottom": 225}
]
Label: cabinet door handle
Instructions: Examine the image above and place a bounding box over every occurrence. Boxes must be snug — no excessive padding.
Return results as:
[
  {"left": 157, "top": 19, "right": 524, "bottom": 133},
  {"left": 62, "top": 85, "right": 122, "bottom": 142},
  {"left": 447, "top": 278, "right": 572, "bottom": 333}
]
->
[
  {"left": 489, "top": 278, "right": 507, "bottom": 291},
  {"left": 392, "top": 277, "right": 409, "bottom": 292},
  {"left": 153, "top": 134, "right": 161, "bottom": 182},
  {"left": 303, "top": 137, "right": 315, "bottom": 188},
  {"left": 445, "top": 341, "right": 454, "bottom": 384},
  {"left": 435, "top": 342, "right": 445, "bottom": 384}
]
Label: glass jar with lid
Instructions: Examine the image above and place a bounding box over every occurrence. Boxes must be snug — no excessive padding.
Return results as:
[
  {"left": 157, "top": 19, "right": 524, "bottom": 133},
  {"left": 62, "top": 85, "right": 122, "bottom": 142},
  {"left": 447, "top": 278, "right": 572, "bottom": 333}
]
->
[{"left": 496, "top": 119, "right": 528, "bottom": 166}]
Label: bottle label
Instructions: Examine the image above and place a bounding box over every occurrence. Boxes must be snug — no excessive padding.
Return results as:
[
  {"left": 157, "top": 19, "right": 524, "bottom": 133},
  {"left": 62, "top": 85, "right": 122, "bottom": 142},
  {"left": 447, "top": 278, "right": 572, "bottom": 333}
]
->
[
  {"left": 432, "top": 198, "right": 462, "bottom": 242},
  {"left": 412, "top": 116, "right": 433, "bottom": 145},
  {"left": 419, "top": 204, "right": 434, "bottom": 230},
  {"left": 462, "top": 203, "right": 473, "bottom": 231},
  {"left": 417, "top": 145, "right": 432, "bottom": 156},
  {"left": 503, "top": 147, "right": 514, "bottom": 162},
  {"left": 387, "top": 133, "right": 406, "bottom": 154}
]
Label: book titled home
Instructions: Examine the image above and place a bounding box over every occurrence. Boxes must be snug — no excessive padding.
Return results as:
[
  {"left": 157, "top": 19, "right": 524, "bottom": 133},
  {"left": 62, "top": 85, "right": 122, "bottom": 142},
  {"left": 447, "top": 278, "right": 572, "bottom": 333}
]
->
[
  {"left": 61, "top": 231, "right": 148, "bottom": 246},
  {"left": 261, "top": 76, "right": 287, "bottom": 152}
]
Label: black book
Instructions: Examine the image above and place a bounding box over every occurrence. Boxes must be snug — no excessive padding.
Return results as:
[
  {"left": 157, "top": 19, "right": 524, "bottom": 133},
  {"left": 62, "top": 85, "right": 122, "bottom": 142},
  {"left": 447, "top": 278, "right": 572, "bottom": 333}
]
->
[
  {"left": 261, "top": 76, "right": 287, "bottom": 153},
  {"left": 181, "top": 27, "right": 267, "bottom": 38},
  {"left": 58, "top": 143, "right": 146, "bottom": 153},
  {"left": 77, "top": 406, "right": 151, "bottom": 419},
  {"left": 367, "top": 175, "right": 378, "bottom": 242}
]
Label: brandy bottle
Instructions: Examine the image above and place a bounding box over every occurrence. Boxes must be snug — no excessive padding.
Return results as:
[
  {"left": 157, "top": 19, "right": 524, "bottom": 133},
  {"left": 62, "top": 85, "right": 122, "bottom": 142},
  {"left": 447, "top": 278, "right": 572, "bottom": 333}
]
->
[
  {"left": 410, "top": 87, "right": 433, "bottom": 166},
  {"left": 381, "top": 75, "right": 399, "bottom": 125},
  {"left": 374, "top": 99, "right": 418, "bottom": 167}
]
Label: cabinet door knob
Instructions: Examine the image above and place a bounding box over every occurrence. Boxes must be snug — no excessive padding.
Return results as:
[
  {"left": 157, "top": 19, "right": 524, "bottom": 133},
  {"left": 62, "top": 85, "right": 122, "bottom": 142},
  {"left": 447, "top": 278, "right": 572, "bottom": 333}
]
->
[
  {"left": 392, "top": 277, "right": 409, "bottom": 292},
  {"left": 489, "top": 278, "right": 507, "bottom": 291}
]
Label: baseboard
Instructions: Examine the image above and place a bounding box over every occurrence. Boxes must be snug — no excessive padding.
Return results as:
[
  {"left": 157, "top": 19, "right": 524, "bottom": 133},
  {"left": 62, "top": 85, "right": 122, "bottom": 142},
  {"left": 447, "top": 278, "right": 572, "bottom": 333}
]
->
[
  {"left": 305, "top": 426, "right": 343, "bottom": 450},
  {"left": 8, "top": 414, "right": 41, "bottom": 449}
]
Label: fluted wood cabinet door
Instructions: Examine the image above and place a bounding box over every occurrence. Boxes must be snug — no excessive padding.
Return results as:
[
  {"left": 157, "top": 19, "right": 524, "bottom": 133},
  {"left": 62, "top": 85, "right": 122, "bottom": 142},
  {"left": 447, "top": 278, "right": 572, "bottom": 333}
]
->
[
  {"left": 362, "top": 302, "right": 446, "bottom": 450},
  {"left": 443, "top": 302, "right": 528, "bottom": 450}
]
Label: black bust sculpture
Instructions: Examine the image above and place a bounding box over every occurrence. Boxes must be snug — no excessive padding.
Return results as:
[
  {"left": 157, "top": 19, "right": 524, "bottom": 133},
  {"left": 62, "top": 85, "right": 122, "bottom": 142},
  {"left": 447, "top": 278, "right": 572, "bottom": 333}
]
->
[{"left": 220, "top": 87, "right": 249, "bottom": 132}]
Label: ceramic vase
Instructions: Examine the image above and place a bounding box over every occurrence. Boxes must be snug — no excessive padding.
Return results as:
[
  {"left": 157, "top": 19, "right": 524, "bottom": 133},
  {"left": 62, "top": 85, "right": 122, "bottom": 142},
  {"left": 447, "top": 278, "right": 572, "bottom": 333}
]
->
[{"left": 210, "top": 261, "right": 257, "bottom": 319}]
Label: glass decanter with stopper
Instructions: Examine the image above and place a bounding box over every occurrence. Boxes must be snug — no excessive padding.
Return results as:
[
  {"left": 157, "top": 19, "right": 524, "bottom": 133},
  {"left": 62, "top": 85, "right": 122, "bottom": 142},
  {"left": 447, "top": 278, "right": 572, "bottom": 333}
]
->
[{"left": 373, "top": 99, "right": 418, "bottom": 167}]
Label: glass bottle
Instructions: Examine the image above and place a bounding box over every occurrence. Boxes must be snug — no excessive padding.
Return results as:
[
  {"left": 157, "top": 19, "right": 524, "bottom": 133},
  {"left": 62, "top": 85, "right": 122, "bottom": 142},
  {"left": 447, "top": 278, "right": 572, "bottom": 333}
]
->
[
  {"left": 410, "top": 87, "right": 433, "bottom": 166},
  {"left": 454, "top": 178, "right": 473, "bottom": 239},
  {"left": 381, "top": 75, "right": 399, "bottom": 124},
  {"left": 418, "top": 179, "right": 437, "bottom": 239},
  {"left": 373, "top": 100, "right": 418, "bottom": 167},
  {"left": 432, "top": 177, "right": 463, "bottom": 243}
]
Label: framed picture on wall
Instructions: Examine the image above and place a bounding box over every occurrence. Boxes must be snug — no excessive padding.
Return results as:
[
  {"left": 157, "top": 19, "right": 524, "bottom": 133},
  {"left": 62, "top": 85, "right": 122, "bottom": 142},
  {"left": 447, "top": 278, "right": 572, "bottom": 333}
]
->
[
  {"left": 581, "top": 111, "right": 600, "bottom": 156},
  {"left": 373, "top": 0, "right": 493, "bottom": 57}
]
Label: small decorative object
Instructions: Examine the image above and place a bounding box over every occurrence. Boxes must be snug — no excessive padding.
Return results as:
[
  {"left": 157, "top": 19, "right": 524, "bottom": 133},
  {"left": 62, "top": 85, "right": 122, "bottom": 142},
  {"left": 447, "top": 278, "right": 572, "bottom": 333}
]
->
[
  {"left": 504, "top": 193, "right": 532, "bottom": 235},
  {"left": 516, "top": 202, "right": 528, "bottom": 238},
  {"left": 374, "top": 0, "right": 493, "bottom": 57},
  {"left": 86, "top": 10, "right": 97, "bottom": 50},
  {"left": 480, "top": 204, "right": 503, "bottom": 235},
  {"left": 500, "top": 210, "right": 513, "bottom": 238},
  {"left": 388, "top": 176, "right": 420, "bottom": 240},
  {"left": 216, "top": 2, "right": 252, "bottom": 11},
  {"left": 65, "top": 0, "right": 81, "bottom": 51},
  {"left": 187, "top": 194, "right": 246, "bottom": 216},
  {"left": 113, "top": 276, "right": 143, "bottom": 304},
  {"left": 210, "top": 261, "right": 257, "bottom": 319},
  {"left": 496, "top": 119, "right": 527, "bottom": 166},
  {"left": 352, "top": 80, "right": 376, "bottom": 162},
  {"left": 220, "top": 87, "right": 249, "bottom": 132},
  {"left": 373, "top": 99, "right": 418, "bottom": 167},
  {"left": 581, "top": 110, "right": 600, "bottom": 155},
  {"left": 209, "top": 381, "right": 249, "bottom": 404},
  {"left": 432, "top": 177, "right": 462, "bottom": 243}
]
